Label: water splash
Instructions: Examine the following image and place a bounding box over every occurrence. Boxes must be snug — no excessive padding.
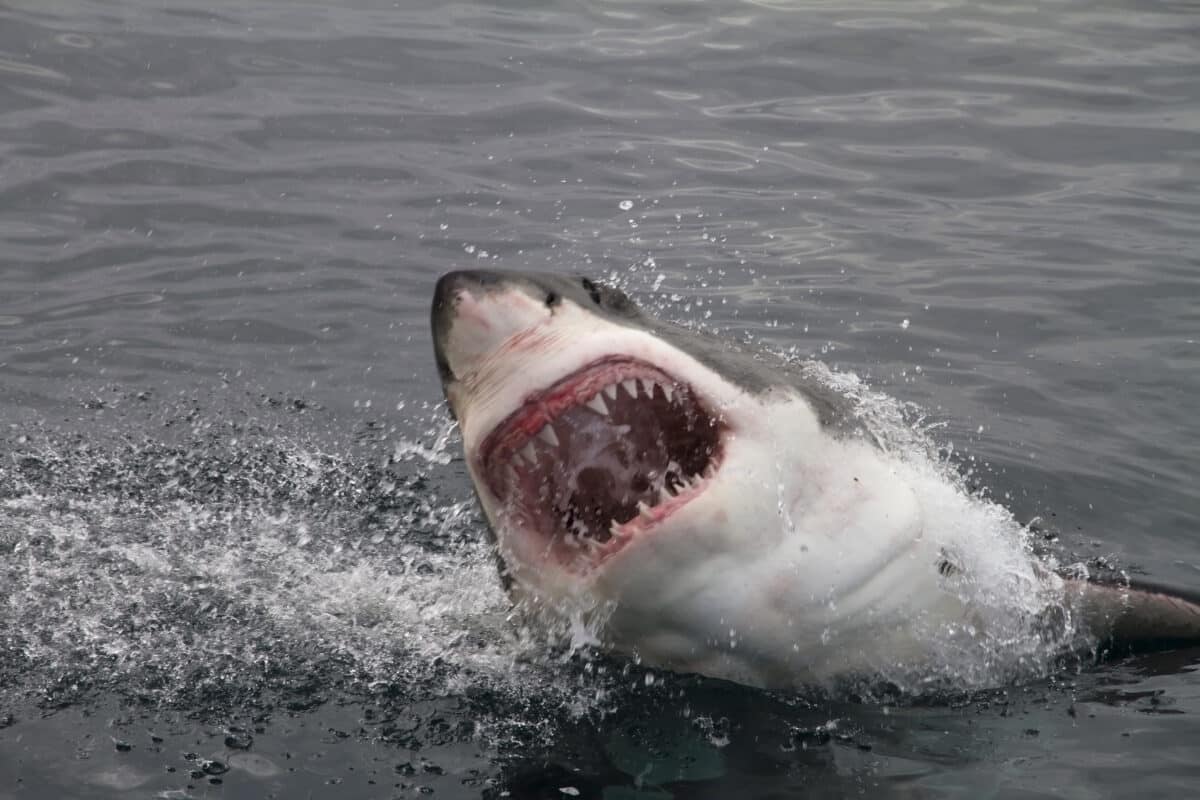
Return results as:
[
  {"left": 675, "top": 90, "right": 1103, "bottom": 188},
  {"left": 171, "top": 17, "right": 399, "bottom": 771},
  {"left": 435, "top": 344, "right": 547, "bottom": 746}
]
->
[
  {"left": 789, "top": 354, "right": 1093, "bottom": 692},
  {"left": 0, "top": 397, "right": 604, "bottom": 729}
]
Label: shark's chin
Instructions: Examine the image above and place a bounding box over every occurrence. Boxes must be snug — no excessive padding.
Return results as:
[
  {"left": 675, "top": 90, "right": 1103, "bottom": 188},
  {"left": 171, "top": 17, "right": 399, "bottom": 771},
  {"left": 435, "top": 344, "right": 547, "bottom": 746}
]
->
[{"left": 477, "top": 355, "right": 726, "bottom": 571}]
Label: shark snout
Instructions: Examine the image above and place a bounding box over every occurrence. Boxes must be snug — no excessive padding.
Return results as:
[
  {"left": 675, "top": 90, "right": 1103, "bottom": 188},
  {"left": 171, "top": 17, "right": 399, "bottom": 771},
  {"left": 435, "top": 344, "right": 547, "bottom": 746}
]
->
[{"left": 431, "top": 270, "right": 551, "bottom": 389}]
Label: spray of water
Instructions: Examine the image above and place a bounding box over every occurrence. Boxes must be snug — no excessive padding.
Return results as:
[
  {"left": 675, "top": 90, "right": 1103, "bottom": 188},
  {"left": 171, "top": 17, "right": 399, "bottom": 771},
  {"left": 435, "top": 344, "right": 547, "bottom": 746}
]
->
[{"left": 0, "top": 398, "right": 603, "bottom": 736}]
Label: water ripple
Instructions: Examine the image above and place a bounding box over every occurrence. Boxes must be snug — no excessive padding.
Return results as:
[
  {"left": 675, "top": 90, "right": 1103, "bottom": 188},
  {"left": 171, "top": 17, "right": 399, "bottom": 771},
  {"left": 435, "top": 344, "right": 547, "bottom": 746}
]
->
[{"left": 0, "top": 6, "right": 1198, "bottom": 786}]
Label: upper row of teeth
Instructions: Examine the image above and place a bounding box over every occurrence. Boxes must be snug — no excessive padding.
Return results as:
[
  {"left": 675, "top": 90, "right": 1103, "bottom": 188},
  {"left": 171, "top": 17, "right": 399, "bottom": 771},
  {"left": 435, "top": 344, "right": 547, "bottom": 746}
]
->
[
  {"left": 584, "top": 377, "right": 674, "bottom": 416},
  {"left": 509, "top": 378, "right": 678, "bottom": 469},
  {"left": 514, "top": 423, "right": 561, "bottom": 466}
]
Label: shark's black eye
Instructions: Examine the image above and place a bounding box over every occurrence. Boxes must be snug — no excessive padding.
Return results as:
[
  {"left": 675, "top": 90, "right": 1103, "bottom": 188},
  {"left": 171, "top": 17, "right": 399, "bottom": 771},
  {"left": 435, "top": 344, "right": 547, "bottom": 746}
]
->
[
  {"left": 545, "top": 290, "right": 561, "bottom": 308},
  {"left": 581, "top": 278, "right": 603, "bottom": 305}
]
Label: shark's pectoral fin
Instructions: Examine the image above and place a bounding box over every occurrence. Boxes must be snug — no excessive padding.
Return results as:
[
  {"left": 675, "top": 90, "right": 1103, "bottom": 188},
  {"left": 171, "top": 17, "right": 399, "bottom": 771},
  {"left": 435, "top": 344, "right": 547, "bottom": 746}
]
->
[{"left": 1067, "top": 577, "right": 1200, "bottom": 650}]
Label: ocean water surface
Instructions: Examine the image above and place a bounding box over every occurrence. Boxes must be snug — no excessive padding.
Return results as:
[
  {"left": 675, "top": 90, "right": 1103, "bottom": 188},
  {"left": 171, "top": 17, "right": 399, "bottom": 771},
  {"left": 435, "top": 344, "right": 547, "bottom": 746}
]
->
[{"left": 1, "top": 0, "right": 1199, "bottom": 797}]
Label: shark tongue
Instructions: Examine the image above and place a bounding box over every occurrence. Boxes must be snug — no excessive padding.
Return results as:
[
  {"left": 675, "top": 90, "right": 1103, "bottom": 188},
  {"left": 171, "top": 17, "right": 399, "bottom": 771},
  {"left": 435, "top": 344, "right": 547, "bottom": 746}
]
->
[{"left": 480, "top": 358, "right": 722, "bottom": 564}]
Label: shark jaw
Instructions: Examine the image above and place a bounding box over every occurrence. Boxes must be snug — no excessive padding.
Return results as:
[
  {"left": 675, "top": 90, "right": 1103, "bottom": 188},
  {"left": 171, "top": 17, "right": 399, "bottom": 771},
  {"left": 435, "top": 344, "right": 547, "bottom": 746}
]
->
[
  {"left": 432, "top": 270, "right": 758, "bottom": 587},
  {"left": 477, "top": 355, "right": 726, "bottom": 572}
]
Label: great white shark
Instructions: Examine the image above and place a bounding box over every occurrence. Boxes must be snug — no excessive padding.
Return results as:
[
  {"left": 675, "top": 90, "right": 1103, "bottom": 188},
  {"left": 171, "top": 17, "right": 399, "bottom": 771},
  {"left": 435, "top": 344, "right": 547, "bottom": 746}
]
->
[{"left": 431, "top": 269, "right": 1200, "bottom": 692}]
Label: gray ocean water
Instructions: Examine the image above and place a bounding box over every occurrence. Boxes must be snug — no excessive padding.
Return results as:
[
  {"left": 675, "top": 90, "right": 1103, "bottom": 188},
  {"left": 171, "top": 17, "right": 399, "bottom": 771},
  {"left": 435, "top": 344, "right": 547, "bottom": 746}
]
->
[{"left": 2, "top": 0, "right": 1199, "bottom": 797}]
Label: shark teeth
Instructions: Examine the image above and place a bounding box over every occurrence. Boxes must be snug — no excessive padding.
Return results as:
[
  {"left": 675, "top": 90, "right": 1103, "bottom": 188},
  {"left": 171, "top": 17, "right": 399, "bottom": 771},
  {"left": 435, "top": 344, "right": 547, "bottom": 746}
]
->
[
  {"left": 537, "top": 425, "right": 560, "bottom": 447},
  {"left": 520, "top": 441, "right": 537, "bottom": 463},
  {"left": 583, "top": 377, "right": 683, "bottom": 419},
  {"left": 585, "top": 394, "right": 608, "bottom": 415},
  {"left": 605, "top": 468, "right": 711, "bottom": 535}
]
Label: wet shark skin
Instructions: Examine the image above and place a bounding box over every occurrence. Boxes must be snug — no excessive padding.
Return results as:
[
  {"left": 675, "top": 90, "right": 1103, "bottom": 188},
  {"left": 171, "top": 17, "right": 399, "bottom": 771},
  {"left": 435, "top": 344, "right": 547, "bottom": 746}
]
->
[{"left": 430, "top": 269, "right": 1200, "bottom": 691}]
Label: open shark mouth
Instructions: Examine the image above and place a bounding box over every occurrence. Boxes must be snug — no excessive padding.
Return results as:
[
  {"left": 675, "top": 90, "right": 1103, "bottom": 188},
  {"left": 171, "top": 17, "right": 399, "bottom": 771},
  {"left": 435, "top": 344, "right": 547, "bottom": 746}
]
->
[{"left": 478, "top": 356, "right": 725, "bottom": 567}]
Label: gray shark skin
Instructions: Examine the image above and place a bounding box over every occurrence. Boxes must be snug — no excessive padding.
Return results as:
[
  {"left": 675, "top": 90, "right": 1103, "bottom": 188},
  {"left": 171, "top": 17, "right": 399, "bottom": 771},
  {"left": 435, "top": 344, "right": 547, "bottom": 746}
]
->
[{"left": 431, "top": 269, "right": 1200, "bottom": 692}]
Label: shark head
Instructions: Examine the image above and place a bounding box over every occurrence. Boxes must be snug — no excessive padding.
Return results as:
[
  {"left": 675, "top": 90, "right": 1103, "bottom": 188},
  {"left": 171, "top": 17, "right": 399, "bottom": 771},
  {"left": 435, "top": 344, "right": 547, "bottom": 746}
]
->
[
  {"left": 431, "top": 270, "right": 930, "bottom": 686},
  {"left": 432, "top": 271, "right": 756, "bottom": 577}
]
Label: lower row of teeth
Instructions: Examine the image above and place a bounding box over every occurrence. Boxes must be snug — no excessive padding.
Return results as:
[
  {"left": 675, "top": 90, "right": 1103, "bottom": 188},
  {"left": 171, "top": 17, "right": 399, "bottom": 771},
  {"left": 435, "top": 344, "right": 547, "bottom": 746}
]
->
[{"left": 558, "top": 465, "right": 717, "bottom": 550}]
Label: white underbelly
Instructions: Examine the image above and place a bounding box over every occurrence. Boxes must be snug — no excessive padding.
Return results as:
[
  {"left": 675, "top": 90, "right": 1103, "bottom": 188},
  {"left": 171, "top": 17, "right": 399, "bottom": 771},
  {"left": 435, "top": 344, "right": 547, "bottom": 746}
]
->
[{"left": 600, "top": 441, "right": 1061, "bottom": 690}]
